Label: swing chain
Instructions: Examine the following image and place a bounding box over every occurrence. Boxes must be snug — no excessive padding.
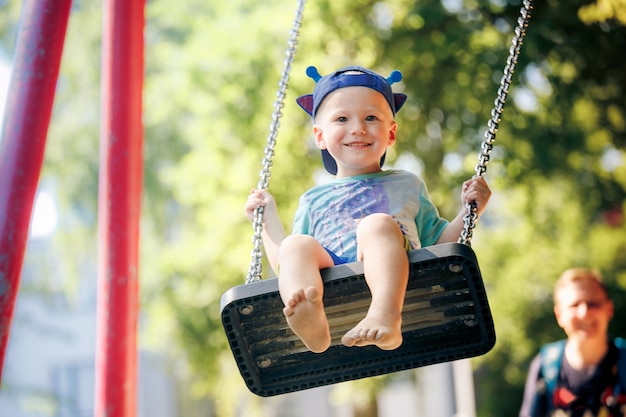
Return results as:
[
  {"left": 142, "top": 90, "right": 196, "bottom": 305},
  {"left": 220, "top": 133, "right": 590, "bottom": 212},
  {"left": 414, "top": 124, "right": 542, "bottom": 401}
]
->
[
  {"left": 458, "top": 0, "right": 533, "bottom": 246},
  {"left": 246, "top": 0, "right": 307, "bottom": 284}
]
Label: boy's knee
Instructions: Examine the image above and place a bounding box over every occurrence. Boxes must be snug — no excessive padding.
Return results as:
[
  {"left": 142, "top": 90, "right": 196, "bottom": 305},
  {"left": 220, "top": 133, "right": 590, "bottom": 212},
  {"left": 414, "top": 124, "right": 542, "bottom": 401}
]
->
[
  {"left": 357, "top": 213, "right": 399, "bottom": 235},
  {"left": 279, "top": 234, "right": 318, "bottom": 259}
]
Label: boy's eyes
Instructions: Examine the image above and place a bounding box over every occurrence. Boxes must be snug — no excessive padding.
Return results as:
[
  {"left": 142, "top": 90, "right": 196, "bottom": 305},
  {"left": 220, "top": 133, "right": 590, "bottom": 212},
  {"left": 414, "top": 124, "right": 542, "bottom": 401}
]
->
[{"left": 335, "top": 115, "right": 379, "bottom": 122}]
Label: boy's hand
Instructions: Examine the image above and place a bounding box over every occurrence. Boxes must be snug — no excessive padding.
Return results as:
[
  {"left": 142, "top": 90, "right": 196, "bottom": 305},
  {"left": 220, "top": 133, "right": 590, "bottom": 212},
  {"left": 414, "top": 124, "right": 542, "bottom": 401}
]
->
[
  {"left": 245, "top": 189, "right": 278, "bottom": 223},
  {"left": 461, "top": 177, "right": 491, "bottom": 218}
]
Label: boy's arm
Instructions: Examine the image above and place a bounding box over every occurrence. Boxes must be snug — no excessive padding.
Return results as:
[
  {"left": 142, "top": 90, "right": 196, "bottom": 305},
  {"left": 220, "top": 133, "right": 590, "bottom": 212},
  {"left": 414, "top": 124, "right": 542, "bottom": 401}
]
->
[
  {"left": 436, "top": 176, "right": 491, "bottom": 244},
  {"left": 435, "top": 211, "right": 467, "bottom": 244},
  {"left": 260, "top": 211, "right": 287, "bottom": 274},
  {"left": 245, "top": 189, "right": 286, "bottom": 273}
]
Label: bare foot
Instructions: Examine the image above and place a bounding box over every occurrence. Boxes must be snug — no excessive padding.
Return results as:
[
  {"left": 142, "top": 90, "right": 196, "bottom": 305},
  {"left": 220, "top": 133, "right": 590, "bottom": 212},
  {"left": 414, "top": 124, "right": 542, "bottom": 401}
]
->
[
  {"left": 341, "top": 308, "right": 402, "bottom": 350},
  {"left": 283, "top": 286, "right": 331, "bottom": 353}
]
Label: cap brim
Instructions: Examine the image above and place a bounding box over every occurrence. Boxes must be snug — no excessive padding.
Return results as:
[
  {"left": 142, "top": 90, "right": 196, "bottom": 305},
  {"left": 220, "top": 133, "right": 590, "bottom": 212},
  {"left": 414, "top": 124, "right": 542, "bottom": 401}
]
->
[
  {"left": 321, "top": 150, "right": 337, "bottom": 175},
  {"left": 321, "top": 150, "right": 387, "bottom": 176}
]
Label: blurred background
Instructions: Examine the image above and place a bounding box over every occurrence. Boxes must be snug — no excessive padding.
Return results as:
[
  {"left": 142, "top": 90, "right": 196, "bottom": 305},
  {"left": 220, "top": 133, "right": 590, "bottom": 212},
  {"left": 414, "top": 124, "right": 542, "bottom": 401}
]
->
[{"left": 0, "top": 0, "right": 625, "bottom": 416}]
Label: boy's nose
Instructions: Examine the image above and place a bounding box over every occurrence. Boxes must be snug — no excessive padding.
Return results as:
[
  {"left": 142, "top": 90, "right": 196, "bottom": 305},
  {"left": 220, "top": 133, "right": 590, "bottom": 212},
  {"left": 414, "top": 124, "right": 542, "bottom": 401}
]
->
[{"left": 350, "top": 121, "right": 366, "bottom": 135}]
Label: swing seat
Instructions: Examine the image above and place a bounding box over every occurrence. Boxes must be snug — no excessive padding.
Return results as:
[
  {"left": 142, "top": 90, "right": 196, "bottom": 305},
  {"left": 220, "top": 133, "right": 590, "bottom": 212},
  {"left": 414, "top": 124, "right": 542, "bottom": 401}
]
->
[{"left": 221, "top": 242, "right": 496, "bottom": 397}]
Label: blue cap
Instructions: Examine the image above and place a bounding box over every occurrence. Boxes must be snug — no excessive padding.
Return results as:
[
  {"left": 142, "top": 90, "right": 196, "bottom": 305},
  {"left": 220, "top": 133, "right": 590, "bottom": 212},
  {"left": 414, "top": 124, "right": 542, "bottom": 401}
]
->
[{"left": 296, "top": 65, "right": 407, "bottom": 175}]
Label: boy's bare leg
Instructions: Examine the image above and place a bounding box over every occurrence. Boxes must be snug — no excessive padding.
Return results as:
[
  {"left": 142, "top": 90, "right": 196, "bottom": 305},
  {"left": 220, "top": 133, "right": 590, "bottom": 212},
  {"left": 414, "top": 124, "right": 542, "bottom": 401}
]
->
[
  {"left": 278, "top": 234, "right": 334, "bottom": 353},
  {"left": 341, "top": 214, "right": 409, "bottom": 350}
]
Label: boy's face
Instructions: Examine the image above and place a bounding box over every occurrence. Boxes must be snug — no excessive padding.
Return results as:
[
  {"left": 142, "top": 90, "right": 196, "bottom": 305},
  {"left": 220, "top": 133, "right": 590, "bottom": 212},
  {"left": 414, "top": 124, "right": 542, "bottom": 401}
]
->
[
  {"left": 554, "top": 279, "right": 614, "bottom": 343},
  {"left": 312, "top": 86, "right": 397, "bottom": 178}
]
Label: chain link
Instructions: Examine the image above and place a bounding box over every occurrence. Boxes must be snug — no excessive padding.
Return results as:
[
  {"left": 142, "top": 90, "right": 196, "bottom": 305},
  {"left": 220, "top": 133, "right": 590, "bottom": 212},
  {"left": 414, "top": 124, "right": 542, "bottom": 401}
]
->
[
  {"left": 458, "top": 0, "right": 533, "bottom": 246},
  {"left": 246, "top": 0, "right": 307, "bottom": 283}
]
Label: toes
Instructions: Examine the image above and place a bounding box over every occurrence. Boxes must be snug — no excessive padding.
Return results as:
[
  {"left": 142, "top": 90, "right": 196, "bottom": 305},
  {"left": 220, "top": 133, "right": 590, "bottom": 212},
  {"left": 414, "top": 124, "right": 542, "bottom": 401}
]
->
[
  {"left": 341, "top": 328, "right": 370, "bottom": 346},
  {"left": 341, "top": 333, "right": 356, "bottom": 347},
  {"left": 357, "top": 328, "right": 377, "bottom": 341},
  {"left": 292, "top": 289, "right": 305, "bottom": 302},
  {"left": 304, "top": 286, "right": 321, "bottom": 302}
]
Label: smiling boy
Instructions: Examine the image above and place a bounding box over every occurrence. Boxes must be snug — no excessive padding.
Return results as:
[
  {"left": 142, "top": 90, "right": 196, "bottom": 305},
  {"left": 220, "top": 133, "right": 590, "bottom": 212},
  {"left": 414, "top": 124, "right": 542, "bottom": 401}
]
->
[
  {"left": 245, "top": 65, "right": 491, "bottom": 353},
  {"left": 519, "top": 268, "right": 626, "bottom": 417}
]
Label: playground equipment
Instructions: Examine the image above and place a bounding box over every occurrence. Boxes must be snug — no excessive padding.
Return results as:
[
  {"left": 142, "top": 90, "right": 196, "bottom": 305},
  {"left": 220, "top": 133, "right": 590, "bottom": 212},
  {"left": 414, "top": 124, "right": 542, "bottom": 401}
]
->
[{"left": 0, "top": 1, "right": 144, "bottom": 417}]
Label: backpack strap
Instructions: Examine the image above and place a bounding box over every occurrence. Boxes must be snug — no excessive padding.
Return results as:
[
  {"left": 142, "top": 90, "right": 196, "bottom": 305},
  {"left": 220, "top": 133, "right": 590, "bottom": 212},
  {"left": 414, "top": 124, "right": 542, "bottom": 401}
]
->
[
  {"left": 614, "top": 337, "right": 626, "bottom": 397},
  {"left": 541, "top": 340, "right": 567, "bottom": 397},
  {"left": 530, "top": 339, "right": 567, "bottom": 416}
]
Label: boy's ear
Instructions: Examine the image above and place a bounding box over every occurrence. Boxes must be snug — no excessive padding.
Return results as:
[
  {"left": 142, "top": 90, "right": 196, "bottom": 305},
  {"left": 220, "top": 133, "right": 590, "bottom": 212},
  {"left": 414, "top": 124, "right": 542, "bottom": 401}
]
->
[
  {"left": 554, "top": 305, "right": 565, "bottom": 329},
  {"left": 313, "top": 125, "right": 326, "bottom": 149},
  {"left": 388, "top": 122, "right": 397, "bottom": 145}
]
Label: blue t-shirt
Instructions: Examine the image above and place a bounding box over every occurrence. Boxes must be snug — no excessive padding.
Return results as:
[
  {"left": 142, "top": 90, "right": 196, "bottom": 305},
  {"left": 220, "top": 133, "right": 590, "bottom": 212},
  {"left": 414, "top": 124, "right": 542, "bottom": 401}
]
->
[{"left": 291, "top": 170, "right": 449, "bottom": 262}]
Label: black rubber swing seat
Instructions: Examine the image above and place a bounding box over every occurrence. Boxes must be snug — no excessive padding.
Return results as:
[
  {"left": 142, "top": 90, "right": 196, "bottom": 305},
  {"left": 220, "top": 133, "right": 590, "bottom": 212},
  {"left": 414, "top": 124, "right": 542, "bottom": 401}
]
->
[{"left": 220, "top": 242, "right": 496, "bottom": 397}]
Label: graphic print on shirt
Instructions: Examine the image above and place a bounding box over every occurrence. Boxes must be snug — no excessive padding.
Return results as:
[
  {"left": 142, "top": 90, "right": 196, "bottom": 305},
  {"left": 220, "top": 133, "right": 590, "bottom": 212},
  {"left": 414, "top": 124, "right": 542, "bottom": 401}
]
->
[
  {"left": 292, "top": 170, "right": 449, "bottom": 262},
  {"left": 312, "top": 178, "right": 391, "bottom": 257}
]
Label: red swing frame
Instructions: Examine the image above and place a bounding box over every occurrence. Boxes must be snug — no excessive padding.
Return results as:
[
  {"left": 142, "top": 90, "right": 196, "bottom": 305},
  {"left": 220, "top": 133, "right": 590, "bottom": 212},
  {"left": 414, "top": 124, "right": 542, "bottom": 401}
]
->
[{"left": 0, "top": 1, "right": 144, "bottom": 416}]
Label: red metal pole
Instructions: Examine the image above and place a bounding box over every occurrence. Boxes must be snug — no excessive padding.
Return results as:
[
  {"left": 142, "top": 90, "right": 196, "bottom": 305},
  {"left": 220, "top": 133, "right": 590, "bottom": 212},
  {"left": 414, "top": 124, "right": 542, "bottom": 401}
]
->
[
  {"left": 0, "top": 0, "right": 71, "bottom": 382},
  {"left": 94, "top": 0, "right": 144, "bottom": 416}
]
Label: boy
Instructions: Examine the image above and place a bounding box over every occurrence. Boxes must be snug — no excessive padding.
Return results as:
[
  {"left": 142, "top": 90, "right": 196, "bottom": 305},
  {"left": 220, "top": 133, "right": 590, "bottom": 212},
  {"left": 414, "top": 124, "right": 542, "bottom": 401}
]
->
[
  {"left": 519, "top": 268, "right": 625, "bottom": 416},
  {"left": 245, "top": 65, "right": 491, "bottom": 353}
]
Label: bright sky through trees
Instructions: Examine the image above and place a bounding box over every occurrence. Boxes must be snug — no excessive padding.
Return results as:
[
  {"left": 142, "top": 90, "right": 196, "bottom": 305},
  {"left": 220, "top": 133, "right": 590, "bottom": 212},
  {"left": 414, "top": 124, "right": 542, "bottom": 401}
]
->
[{"left": 0, "top": 54, "right": 58, "bottom": 238}]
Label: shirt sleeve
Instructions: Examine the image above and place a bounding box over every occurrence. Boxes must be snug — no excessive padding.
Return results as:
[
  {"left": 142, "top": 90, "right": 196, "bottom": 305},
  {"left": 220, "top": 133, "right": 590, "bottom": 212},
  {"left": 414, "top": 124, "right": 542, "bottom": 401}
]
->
[
  {"left": 291, "top": 195, "right": 310, "bottom": 235},
  {"left": 414, "top": 181, "right": 449, "bottom": 247}
]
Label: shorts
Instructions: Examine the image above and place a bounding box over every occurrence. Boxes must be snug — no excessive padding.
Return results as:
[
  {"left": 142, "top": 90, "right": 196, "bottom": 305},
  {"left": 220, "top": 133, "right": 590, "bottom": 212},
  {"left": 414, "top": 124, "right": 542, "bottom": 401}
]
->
[{"left": 324, "top": 234, "right": 413, "bottom": 265}]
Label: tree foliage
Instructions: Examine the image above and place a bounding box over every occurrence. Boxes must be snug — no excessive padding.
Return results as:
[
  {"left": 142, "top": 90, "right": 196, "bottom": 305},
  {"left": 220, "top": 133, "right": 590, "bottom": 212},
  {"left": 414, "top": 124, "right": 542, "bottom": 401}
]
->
[{"left": 1, "top": 0, "right": 625, "bottom": 416}]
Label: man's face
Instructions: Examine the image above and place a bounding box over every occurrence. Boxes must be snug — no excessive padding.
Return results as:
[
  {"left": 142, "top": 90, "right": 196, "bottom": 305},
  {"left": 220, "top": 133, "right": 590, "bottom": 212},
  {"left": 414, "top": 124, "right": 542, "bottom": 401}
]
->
[{"left": 554, "top": 279, "right": 614, "bottom": 343}]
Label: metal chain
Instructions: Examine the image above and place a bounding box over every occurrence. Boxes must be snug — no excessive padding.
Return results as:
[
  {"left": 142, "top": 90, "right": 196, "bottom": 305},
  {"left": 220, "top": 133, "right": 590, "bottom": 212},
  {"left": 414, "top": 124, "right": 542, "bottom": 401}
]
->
[
  {"left": 458, "top": 0, "right": 533, "bottom": 246},
  {"left": 246, "top": 0, "right": 307, "bottom": 283}
]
